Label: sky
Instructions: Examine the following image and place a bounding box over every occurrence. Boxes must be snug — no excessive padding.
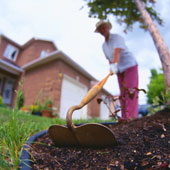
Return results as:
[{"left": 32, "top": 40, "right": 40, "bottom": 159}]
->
[{"left": 0, "top": 0, "right": 170, "bottom": 104}]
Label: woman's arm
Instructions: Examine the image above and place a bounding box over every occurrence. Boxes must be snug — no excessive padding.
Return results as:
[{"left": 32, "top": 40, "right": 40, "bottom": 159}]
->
[
  {"left": 112, "top": 48, "right": 121, "bottom": 63},
  {"left": 109, "top": 48, "right": 121, "bottom": 73}
]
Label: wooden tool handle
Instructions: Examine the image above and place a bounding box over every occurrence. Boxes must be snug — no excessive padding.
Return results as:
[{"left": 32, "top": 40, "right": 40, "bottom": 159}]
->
[
  {"left": 80, "top": 72, "right": 113, "bottom": 106},
  {"left": 66, "top": 72, "right": 113, "bottom": 129}
]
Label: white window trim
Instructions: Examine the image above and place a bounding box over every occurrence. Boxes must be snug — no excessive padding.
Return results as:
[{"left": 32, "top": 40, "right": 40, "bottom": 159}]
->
[
  {"left": 40, "top": 50, "right": 50, "bottom": 58},
  {"left": 4, "top": 44, "right": 19, "bottom": 61}
]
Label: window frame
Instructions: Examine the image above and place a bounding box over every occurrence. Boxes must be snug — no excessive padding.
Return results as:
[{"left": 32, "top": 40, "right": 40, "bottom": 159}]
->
[
  {"left": 40, "top": 50, "right": 48, "bottom": 58},
  {"left": 3, "top": 44, "right": 19, "bottom": 61},
  {"left": 2, "top": 77, "right": 14, "bottom": 105}
]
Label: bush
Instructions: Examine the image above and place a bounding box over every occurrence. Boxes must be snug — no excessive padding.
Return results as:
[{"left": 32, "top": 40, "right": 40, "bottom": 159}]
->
[
  {"left": 0, "top": 96, "right": 7, "bottom": 108},
  {"left": 0, "top": 95, "right": 3, "bottom": 104},
  {"left": 149, "top": 88, "right": 170, "bottom": 114},
  {"left": 15, "top": 81, "right": 24, "bottom": 110},
  {"left": 147, "top": 68, "right": 165, "bottom": 104},
  {"left": 42, "top": 97, "right": 53, "bottom": 111}
]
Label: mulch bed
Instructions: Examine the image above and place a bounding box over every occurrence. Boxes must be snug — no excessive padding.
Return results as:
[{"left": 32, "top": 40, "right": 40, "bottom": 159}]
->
[{"left": 28, "top": 109, "right": 170, "bottom": 170}]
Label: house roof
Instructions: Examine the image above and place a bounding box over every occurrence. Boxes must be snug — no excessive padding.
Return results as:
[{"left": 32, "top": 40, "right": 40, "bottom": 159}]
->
[
  {"left": 0, "top": 34, "right": 58, "bottom": 50},
  {"left": 0, "top": 34, "right": 21, "bottom": 49},
  {"left": 22, "top": 50, "right": 97, "bottom": 81},
  {"left": 21, "top": 37, "right": 58, "bottom": 50},
  {"left": 0, "top": 59, "right": 23, "bottom": 75}
]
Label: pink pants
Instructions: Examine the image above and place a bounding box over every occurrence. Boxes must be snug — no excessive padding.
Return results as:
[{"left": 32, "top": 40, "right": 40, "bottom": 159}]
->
[{"left": 117, "top": 65, "right": 138, "bottom": 119}]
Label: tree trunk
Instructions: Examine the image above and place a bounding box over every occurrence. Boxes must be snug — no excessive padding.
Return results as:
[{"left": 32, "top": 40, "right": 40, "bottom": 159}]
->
[{"left": 134, "top": 0, "right": 170, "bottom": 91}]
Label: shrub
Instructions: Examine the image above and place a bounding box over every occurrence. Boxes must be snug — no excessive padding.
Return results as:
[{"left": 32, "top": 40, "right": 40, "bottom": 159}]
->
[
  {"left": 0, "top": 109, "right": 36, "bottom": 169},
  {"left": 0, "top": 95, "right": 4, "bottom": 104},
  {"left": 42, "top": 97, "right": 53, "bottom": 111},
  {"left": 15, "top": 81, "right": 24, "bottom": 110},
  {"left": 0, "top": 95, "right": 7, "bottom": 108},
  {"left": 149, "top": 88, "right": 170, "bottom": 114},
  {"left": 147, "top": 68, "right": 165, "bottom": 104}
]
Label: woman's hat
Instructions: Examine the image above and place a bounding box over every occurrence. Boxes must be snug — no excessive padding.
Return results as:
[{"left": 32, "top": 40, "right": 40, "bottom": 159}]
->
[{"left": 95, "top": 20, "right": 112, "bottom": 32}]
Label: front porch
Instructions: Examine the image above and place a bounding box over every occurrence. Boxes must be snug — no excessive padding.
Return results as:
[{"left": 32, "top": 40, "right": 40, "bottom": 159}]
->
[{"left": 0, "top": 59, "right": 23, "bottom": 106}]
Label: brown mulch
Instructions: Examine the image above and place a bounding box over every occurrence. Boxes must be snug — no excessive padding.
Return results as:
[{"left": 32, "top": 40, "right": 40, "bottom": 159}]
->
[{"left": 29, "top": 109, "right": 170, "bottom": 170}]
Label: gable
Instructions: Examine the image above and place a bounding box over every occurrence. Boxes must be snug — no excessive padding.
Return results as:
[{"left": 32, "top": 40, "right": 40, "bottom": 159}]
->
[{"left": 16, "top": 40, "right": 57, "bottom": 66}]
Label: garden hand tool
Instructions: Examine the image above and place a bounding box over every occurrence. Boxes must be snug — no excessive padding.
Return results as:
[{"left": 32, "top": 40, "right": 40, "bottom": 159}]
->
[{"left": 49, "top": 71, "right": 117, "bottom": 147}]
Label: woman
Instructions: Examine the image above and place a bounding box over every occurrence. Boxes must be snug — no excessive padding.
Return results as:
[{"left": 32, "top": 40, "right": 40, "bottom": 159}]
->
[{"left": 95, "top": 20, "right": 139, "bottom": 120}]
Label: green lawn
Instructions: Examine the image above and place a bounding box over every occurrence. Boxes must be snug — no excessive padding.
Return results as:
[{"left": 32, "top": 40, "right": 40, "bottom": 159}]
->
[
  {"left": 0, "top": 107, "right": 12, "bottom": 125},
  {"left": 0, "top": 107, "right": 114, "bottom": 133},
  {"left": 0, "top": 107, "right": 114, "bottom": 170},
  {"left": 0, "top": 107, "right": 65, "bottom": 132}
]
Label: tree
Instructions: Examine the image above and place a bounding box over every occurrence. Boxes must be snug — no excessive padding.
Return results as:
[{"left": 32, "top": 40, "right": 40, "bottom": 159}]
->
[
  {"left": 147, "top": 68, "right": 165, "bottom": 104},
  {"left": 84, "top": 0, "right": 170, "bottom": 91}
]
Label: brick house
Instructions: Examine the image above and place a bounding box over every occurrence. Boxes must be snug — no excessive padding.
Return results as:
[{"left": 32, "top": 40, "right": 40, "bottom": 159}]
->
[{"left": 0, "top": 34, "right": 118, "bottom": 119}]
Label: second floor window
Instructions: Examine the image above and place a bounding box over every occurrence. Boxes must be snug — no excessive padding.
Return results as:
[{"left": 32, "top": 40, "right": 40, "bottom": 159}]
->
[
  {"left": 40, "top": 50, "right": 48, "bottom": 58},
  {"left": 4, "top": 44, "right": 19, "bottom": 61}
]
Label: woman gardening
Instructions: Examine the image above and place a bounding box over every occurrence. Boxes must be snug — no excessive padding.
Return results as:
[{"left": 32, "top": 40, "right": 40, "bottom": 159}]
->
[{"left": 95, "top": 20, "right": 139, "bottom": 120}]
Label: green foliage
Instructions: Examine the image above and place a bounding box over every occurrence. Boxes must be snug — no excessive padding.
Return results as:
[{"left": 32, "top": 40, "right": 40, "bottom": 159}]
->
[
  {"left": 84, "top": 0, "right": 162, "bottom": 31},
  {"left": 150, "top": 68, "right": 158, "bottom": 78},
  {"left": 0, "top": 109, "right": 36, "bottom": 169},
  {"left": 42, "top": 97, "right": 53, "bottom": 111},
  {"left": 0, "top": 108, "right": 59, "bottom": 170},
  {"left": 34, "top": 89, "right": 43, "bottom": 105},
  {"left": 148, "top": 89, "right": 170, "bottom": 114},
  {"left": 45, "top": 97, "right": 53, "bottom": 105},
  {"left": 147, "top": 69, "right": 165, "bottom": 104},
  {"left": 28, "top": 89, "right": 43, "bottom": 113},
  {"left": 0, "top": 107, "right": 113, "bottom": 169},
  {"left": 29, "top": 104, "right": 40, "bottom": 112},
  {"left": 15, "top": 81, "right": 24, "bottom": 110},
  {"left": 0, "top": 95, "right": 6, "bottom": 108},
  {"left": 0, "top": 95, "right": 4, "bottom": 104},
  {"left": 0, "top": 143, "right": 10, "bottom": 170}
]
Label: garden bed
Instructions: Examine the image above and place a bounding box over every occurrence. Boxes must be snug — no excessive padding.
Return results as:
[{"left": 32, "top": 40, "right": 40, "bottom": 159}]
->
[{"left": 24, "top": 109, "right": 170, "bottom": 170}]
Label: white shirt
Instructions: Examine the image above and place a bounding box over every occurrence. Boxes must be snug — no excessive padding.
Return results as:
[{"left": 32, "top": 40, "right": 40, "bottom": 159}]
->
[{"left": 102, "top": 33, "right": 137, "bottom": 73}]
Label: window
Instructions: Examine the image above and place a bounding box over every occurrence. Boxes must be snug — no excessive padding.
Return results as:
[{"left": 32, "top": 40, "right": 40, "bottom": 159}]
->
[
  {"left": 40, "top": 50, "right": 48, "bottom": 58},
  {"left": 4, "top": 44, "right": 19, "bottom": 61},
  {"left": 2, "top": 79, "right": 14, "bottom": 104}
]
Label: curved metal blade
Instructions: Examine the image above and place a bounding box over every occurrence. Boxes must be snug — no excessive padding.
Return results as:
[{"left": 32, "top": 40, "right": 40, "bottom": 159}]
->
[
  {"left": 74, "top": 123, "right": 116, "bottom": 147},
  {"left": 48, "top": 125, "right": 79, "bottom": 146},
  {"left": 48, "top": 123, "right": 116, "bottom": 147}
]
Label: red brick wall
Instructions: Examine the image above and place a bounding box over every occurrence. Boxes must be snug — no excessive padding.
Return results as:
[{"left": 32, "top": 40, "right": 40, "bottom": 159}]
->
[
  {"left": 58, "top": 60, "right": 90, "bottom": 87},
  {"left": 0, "top": 37, "right": 57, "bottom": 67},
  {"left": 22, "top": 59, "right": 91, "bottom": 113},
  {"left": 0, "top": 38, "right": 8, "bottom": 59},
  {"left": 22, "top": 60, "right": 60, "bottom": 109},
  {"left": 21, "top": 59, "right": 108, "bottom": 117},
  {"left": 16, "top": 40, "right": 57, "bottom": 66}
]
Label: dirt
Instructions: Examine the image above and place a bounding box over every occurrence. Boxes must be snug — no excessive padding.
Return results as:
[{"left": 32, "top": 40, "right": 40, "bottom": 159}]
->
[{"left": 28, "top": 109, "right": 170, "bottom": 170}]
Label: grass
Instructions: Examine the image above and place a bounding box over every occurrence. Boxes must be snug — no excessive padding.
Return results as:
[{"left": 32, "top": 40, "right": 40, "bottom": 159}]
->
[{"left": 0, "top": 107, "right": 115, "bottom": 170}]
